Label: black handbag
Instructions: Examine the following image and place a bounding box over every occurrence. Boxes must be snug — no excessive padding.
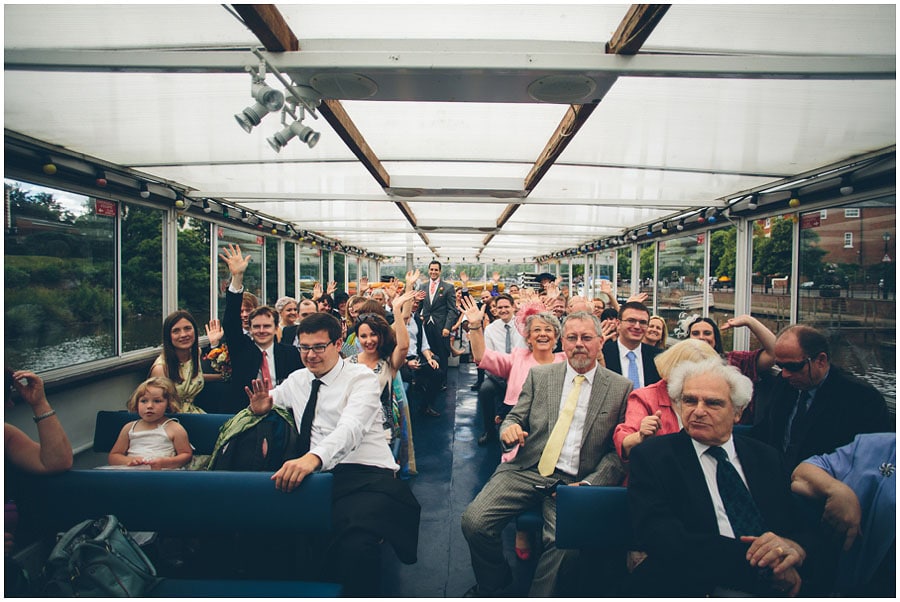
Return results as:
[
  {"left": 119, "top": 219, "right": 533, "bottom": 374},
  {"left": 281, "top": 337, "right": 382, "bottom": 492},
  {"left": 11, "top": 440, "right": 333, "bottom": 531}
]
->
[{"left": 41, "top": 515, "right": 160, "bottom": 597}]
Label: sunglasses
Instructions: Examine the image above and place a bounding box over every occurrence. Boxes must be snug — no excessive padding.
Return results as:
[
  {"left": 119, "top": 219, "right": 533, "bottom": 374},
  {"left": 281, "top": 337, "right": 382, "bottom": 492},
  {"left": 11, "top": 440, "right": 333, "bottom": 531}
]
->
[{"left": 775, "top": 357, "right": 810, "bottom": 372}]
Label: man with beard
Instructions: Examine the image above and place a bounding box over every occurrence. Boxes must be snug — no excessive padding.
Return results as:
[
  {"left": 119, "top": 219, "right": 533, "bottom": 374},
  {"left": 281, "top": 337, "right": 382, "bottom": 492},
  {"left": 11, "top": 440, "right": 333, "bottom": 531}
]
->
[{"left": 461, "top": 311, "right": 631, "bottom": 597}]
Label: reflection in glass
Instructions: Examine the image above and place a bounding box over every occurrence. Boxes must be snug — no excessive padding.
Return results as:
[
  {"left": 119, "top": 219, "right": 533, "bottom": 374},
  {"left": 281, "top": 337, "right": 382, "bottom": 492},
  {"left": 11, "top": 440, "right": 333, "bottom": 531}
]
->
[
  {"left": 284, "top": 242, "right": 296, "bottom": 299},
  {"left": 798, "top": 200, "right": 895, "bottom": 408},
  {"left": 298, "top": 247, "right": 319, "bottom": 299},
  {"left": 638, "top": 241, "right": 655, "bottom": 311},
  {"left": 656, "top": 234, "right": 705, "bottom": 343},
  {"left": 122, "top": 203, "right": 163, "bottom": 351},
  {"left": 750, "top": 215, "right": 792, "bottom": 343},
  {"left": 4, "top": 180, "right": 115, "bottom": 370},
  {"left": 217, "top": 227, "right": 264, "bottom": 316},
  {"left": 265, "top": 236, "right": 278, "bottom": 304}
]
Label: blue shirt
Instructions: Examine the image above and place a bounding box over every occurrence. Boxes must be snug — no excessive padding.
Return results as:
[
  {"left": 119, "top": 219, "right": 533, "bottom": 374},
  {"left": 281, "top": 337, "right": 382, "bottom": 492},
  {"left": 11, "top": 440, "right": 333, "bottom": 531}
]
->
[{"left": 803, "top": 432, "right": 896, "bottom": 592}]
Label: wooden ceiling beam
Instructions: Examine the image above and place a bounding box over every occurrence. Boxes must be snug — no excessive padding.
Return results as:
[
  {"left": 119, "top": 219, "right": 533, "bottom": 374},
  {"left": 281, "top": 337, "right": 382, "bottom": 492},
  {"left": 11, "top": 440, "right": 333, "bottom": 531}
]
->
[
  {"left": 607, "top": 4, "right": 671, "bottom": 55},
  {"left": 319, "top": 99, "right": 390, "bottom": 188},
  {"left": 482, "top": 4, "right": 671, "bottom": 252},
  {"left": 231, "top": 5, "right": 298, "bottom": 52}
]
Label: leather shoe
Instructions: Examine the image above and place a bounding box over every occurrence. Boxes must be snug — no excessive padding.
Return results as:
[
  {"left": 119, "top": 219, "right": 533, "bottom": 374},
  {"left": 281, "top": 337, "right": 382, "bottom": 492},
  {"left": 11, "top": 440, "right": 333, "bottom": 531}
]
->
[{"left": 470, "top": 382, "right": 482, "bottom": 391}]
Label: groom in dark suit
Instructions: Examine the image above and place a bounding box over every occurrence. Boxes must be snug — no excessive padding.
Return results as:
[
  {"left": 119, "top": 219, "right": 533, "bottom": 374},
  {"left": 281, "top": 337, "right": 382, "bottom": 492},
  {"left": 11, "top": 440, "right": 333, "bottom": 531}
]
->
[
  {"left": 416, "top": 260, "right": 458, "bottom": 390},
  {"left": 461, "top": 312, "right": 631, "bottom": 597},
  {"left": 628, "top": 358, "right": 807, "bottom": 597},
  {"left": 220, "top": 243, "right": 303, "bottom": 413},
  {"left": 601, "top": 301, "right": 661, "bottom": 389}
]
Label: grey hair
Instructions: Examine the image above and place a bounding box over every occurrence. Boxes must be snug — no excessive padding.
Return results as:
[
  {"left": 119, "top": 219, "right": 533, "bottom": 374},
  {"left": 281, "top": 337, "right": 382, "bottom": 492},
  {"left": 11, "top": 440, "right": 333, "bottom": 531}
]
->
[
  {"left": 525, "top": 312, "right": 561, "bottom": 338},
  {"left": 562, "top": 311, "right": 602, "bottom": 336},
  {"left": 667, "top": 358, "right": 753, "bottom": 412},
  {"left": 275, "top": 296, "right": 297, "bottom": 312}
]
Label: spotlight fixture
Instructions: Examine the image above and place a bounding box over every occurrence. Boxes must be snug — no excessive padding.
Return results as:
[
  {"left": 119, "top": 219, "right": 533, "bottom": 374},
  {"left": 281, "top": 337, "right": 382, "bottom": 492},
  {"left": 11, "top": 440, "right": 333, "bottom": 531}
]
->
[
  {"left": 42, "top": 156, "right": 57, "bottom": 175},
  {"left": 267, "top": 119, "right": 320, "bottom": 152},
  {"left": 788, "top": 191, "right": 800, "bottom": 209},
  {"left": 839, "top": 177, "right": 854, "bottom": 196},
  {"left": 139, "top": 182, "right": 150, "bottom": 199},
  {"left": 95, "top": 170, "right": 108, "bottom": 187},
  {"left": 747, "top": 193, "right": 759, "bottom": 210},
  {"left": 202, "top": 199, "right": 213, "bottom": 214},
  {"left": 235, "top": 80, "right": 285, "bottom": 134}
]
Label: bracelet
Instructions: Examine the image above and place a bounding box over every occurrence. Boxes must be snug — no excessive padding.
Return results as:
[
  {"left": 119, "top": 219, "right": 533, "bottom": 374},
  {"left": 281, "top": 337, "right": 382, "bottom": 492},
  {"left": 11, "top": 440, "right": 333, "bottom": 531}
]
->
[
  {"left": 33, "top": 409, "right": 56, "bottom": 423},
  {"left": 468, "top": 324, "right": 482, "bottom": 330}
]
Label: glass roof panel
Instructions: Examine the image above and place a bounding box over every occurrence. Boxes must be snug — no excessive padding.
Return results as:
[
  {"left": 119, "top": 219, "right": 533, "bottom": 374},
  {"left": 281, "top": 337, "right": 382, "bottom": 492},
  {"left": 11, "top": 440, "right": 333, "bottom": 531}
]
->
[
  {"left": 4, "top": 5, "right": 256, "bottom": 49},
  {"left": 647, "top": 4, "right": 895, "bottom": 56},
  {"left": 279, "top": 4, "right": 627, "bottom": 42}
]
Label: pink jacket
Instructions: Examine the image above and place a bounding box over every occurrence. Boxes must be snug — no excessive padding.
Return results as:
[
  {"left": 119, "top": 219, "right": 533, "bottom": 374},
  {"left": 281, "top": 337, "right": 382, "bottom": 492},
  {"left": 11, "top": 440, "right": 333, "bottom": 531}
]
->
[{"left": 613, "top": 379, "right": 680, "bottom": 460}]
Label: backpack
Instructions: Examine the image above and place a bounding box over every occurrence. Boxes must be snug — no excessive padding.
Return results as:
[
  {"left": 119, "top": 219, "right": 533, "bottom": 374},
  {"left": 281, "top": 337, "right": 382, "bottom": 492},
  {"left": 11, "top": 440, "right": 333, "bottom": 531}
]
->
[{"left": 209, "top": 409, "right": 300, "bottom": 471}]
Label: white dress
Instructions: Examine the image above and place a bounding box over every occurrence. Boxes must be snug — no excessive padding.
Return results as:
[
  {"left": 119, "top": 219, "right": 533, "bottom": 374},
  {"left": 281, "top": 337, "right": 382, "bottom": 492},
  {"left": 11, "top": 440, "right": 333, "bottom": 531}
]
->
[{"left": 126, "top": 418, "right": 177, "bottom": 459}]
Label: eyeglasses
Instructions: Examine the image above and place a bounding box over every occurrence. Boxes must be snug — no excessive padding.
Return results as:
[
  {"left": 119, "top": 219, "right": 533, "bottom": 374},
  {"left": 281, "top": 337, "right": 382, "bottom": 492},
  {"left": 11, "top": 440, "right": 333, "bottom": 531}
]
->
[
  {"left": 564, "top": 334, "right": 597, "bottom": 344},
  {"left": 622, "top": 318, "right": 649, "bottom": 327},
  {"left": 358, "top": 313, "right": 380, "bottom": 321},
  {"left": 298, "top": 340, "right": 337, "bottom": 354},
  {"left": 775, "top": 357, "right": 810, "bottom": 372}
]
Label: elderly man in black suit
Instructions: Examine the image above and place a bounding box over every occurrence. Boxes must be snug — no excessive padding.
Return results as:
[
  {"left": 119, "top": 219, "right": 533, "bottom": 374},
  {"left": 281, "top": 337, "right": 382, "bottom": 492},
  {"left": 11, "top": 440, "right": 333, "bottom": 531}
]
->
[
  {"left": 628, "top": 358, "right": 807, "bottom": 597},
  {"left": 461, "top": 311, "right": 631, "bottom": 597},
  {"left": 220, "top": 244, "right": 303, "bottom": 413},
  {"left": 416, "top": 260, "right": 458, "bottom": 391},
  {"left": 601, "top": 301, "right": 661, "bottom": 389},
  {"left": 751, "top": 324, "right": 891, "bottom": 469}
]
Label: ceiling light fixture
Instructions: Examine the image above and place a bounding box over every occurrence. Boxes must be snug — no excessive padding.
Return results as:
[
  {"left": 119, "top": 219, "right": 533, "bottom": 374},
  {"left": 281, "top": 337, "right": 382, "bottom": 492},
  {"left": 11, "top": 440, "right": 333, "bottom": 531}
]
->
[
  {"left": 241, "top": 210, "right": 251, "bottom": 223},
  {"left": 42, "top": 156, "right": 57, "bottom": 175},
  {"left": 676, "top": 219, "right": 685, "bottom": 232},
  {"left": 235, "top": 64, "right": 285, "bottom": 134},
  {"left": 95, "top": 170, "right": 108, "bottom": 187},
  {"left": 202, "top": 199, "right": 212, "bottom": 214},
  {"left": 747, "top": 193, "right": 759, "bottom": 210},
  {"left": 139, "top": 182, "right": 150, "bottom": 199},
  {"left": 788, "top": 191, "right": 800, "bottom": 209},
  {"left": 839, "top": 176, "right": 854, "bottom": 196}
]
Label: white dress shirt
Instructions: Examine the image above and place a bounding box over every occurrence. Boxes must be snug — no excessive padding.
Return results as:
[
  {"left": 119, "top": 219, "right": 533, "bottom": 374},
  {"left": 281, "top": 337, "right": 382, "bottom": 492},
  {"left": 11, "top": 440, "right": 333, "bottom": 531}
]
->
[
  {"left": 690, "top": 436, "right": 750, "bottom": 539},
  {"left": 554, "top": 363, "right": 599, "bottom": 477},
  {"left": 270, "top": 358, "right": 399, "bottom": 472},
  {"left": 483, "top": 318, "right": 526, "bottom": 353},
  {"left": 616, "top": 340, "right": 645, "bottom": 386}
]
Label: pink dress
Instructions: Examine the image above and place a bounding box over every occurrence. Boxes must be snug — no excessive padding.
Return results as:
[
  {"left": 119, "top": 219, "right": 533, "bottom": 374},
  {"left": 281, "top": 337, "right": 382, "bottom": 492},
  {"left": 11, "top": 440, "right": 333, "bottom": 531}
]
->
[
  {"left": 613, "top": 380, "right": 680, "bottom": 462},
  {"left": 477, "top": 347, "right": 567, "bottom": 462},
  {"left": 476, "top": 347, "right": 567, "bottom": 407}
]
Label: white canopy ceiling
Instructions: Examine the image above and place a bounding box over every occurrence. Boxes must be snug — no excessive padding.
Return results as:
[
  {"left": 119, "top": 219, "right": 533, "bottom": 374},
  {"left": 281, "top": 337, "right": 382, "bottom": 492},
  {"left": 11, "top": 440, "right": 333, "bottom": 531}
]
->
[{"left": 4, "top": 4, "right": 896, "bottom": 263}]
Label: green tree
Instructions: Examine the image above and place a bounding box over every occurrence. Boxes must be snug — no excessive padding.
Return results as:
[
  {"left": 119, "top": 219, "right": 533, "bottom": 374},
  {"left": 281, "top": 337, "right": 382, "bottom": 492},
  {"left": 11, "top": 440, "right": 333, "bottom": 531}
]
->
[
  {"left": 710, "top": 227, "right": 737, "bottom": 278},
  {"left": 639, "top": 244, "right": 655, "bottom": 280}
]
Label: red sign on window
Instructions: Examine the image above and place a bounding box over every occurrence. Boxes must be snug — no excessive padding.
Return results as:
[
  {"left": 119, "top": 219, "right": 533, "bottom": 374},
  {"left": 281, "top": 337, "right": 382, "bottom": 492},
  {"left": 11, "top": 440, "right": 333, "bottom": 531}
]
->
[
  {"left": 696, "top": 234, "right": 705, "bottom": 245},
  {"left": 800, "top": 214, "right": 821, "bottom": 229},
  {"left": 95, "top": 199, "right": 117, "bottom": 217}
]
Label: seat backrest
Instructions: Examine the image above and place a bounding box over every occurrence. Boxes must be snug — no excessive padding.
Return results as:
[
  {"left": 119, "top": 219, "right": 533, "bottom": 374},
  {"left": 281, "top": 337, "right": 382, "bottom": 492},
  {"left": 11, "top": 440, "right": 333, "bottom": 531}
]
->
[
  {"left": 19, "top": 470, "right": 333, "bottom": 537},
  {"left": 555, "top": 485, "right": 631, "bottom": 550},
  {"left": 94, "top": 411, "right": 231, "bottom": 455}
]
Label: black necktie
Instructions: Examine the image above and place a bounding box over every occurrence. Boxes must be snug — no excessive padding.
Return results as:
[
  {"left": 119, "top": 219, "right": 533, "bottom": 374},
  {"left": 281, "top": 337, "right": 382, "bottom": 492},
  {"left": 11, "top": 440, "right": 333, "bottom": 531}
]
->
[
  {"left": 706, "top": 446, "right": 765, "bottom": 538},
  {"left": 297, "top": 379, "right": 323, "bottom": 455},
  {"left": 784, "top": 390, "right": 811, "bottom": 460}
]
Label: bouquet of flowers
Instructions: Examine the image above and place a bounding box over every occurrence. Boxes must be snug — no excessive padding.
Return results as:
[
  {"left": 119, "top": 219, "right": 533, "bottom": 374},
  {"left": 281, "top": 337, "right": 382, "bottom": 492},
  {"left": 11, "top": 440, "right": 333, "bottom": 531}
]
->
[{"left": 204, "top": 345, "right": 232, "bottom": 382}]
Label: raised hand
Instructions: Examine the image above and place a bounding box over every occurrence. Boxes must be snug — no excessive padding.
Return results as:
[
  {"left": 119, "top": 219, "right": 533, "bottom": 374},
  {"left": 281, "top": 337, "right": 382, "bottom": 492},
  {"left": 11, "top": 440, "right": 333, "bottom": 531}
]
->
[
  {"left": 312, "top": 281, "right": 323, "bottom": 300},
  {"left": 459, "top": 271, "right": 469, "bottom": 285},
  {"left": 405, "top": 269, "right": 421, "bottom": 288},
  {"left": 492, "top": 271, "right": 501, "bottom": 283},
  {"left": 205, "top": 319, "right": 224, "bottom": 347},
  {"left": 326, "top": 281, "right": 337, "bottom": 295},
  {"left": 460, "top": 294, "right": 485, "bottom": 326},
  {"left": 359, "top": 276, "right": 369, "bottom": 293},
  {"left": 219, "top": 243, "right": 250, "bottom": 276}
]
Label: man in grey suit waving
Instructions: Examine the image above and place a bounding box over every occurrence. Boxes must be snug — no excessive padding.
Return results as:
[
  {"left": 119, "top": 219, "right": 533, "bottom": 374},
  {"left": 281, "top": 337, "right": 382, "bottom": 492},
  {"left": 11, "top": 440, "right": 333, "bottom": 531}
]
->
[
  {"left": 416, "top": 260, "right": 458, "bottom": 391},
  {"left": 461, "top": 312, "right": 632, "bottom": 597}
]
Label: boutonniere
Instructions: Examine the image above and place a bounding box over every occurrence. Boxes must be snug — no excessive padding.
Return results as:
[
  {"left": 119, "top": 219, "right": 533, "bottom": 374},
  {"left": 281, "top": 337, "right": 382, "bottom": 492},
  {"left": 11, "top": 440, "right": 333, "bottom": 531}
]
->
[
  {"left": 880, "top": 462, "right": 894, "bottom": 477},
  {"left": 438, "top": 287, "right": 444, "bottom": 293}
]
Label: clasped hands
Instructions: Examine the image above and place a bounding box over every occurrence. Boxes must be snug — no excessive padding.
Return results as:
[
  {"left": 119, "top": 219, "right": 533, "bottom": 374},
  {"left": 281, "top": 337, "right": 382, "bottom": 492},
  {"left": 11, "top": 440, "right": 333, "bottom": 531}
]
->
[{"left": 740, "top": 532, "right": 806, "bottom": 596}]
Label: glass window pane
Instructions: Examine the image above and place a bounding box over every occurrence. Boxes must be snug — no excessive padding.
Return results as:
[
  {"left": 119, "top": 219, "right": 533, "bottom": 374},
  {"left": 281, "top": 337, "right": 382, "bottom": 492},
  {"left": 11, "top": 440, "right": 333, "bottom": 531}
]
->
[
  {"left": 178, "top": 216, "right": 211, "bottom": 327},
  {"left": 5, "top": 180, "right": 115, "bottom": 371},
  {"left": 798, "top": 199, "right": 895, "bottom": 404},
  {"left": 333, "top": 253, "right": 346, "bottom": 293},
  {"left": 217, "top": 226, "right": 263, "bottom": 316},
  {"left": 617, "top": 249, "right": 632, "bottom": 298},
  {"left": 657, "top": 234, "right": 705, "bottom": 341},
  {"left": 265, "top": 236, "right": 278, "bottom": 304},
  {"left": 639, "top": 241, "right": 656, "bottom": 310},
  {"left": 284, "top": 242, "right": 296, "bottom": 299},
  {"left": 708, "top": 224, "right": 737, "bottom": 350},
  {"left": 750, "top": 214, "right": 793, "bottom": 340},
  {"left": 347, "top": 256, "right": 358, "bottom": 295},
  {"left": 298, "top": 247, "right": 319, "bottom": 299},
  {"left": 122, "top": 203, "right": 163, "bottom": 352}
]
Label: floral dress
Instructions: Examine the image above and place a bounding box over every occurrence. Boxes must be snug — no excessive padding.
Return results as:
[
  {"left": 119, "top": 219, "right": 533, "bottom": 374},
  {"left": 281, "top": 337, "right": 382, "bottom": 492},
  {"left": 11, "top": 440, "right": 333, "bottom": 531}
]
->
[
  {"left": 347, "top": 355, "right": 398, "bottom": 443},
  {"left": 152, "top": 355, "right": 205, "bottom": 414}
]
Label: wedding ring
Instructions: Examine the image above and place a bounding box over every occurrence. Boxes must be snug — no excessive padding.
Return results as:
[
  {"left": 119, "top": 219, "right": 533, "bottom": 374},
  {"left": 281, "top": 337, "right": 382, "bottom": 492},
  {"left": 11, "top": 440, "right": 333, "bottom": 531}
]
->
[{"left": 775, "top": 546, "right": 785, "bottom": 555}]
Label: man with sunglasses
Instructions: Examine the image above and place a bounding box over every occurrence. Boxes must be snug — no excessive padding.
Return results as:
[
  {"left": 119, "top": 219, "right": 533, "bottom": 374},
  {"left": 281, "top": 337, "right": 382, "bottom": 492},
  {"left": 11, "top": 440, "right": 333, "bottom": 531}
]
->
[
  {"left": 601, "top": 301, "right": 662, "bottom": 389},
  {"left": 246, "top": 311, "right": 421, "bottom": 596},
  {"left": 751, "top": 325, "right": 890, "bottom": 469}
]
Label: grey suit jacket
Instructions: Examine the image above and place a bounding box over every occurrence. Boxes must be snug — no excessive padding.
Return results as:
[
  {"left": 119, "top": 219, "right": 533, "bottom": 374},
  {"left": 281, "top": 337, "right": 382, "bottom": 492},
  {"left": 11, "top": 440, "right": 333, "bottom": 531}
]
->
[{"left": 499, "top": 361, "right": 632, "bottom": 486}]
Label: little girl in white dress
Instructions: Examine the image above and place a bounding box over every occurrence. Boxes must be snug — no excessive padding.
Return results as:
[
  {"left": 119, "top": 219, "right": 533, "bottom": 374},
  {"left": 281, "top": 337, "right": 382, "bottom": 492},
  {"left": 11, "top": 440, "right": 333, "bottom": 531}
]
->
[{"left": 107, "top": 377, "right": 193, "bottom": 469}]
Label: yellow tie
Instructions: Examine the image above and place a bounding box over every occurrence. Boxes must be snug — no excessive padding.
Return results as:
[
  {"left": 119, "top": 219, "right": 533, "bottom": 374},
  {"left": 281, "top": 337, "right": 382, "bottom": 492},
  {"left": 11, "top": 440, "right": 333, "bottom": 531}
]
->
[{"left": 538, "top": 374, "right": 586, "bottom": 477}]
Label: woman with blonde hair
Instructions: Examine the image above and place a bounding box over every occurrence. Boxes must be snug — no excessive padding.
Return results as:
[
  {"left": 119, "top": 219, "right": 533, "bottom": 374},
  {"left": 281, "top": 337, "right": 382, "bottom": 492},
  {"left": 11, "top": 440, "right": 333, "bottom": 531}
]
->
[
  {"left": 614, "top": 338, "right": 721, "bottom": 461},
  {"left": 642, "top": 315, "right": 668, "bottom": 349}
]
